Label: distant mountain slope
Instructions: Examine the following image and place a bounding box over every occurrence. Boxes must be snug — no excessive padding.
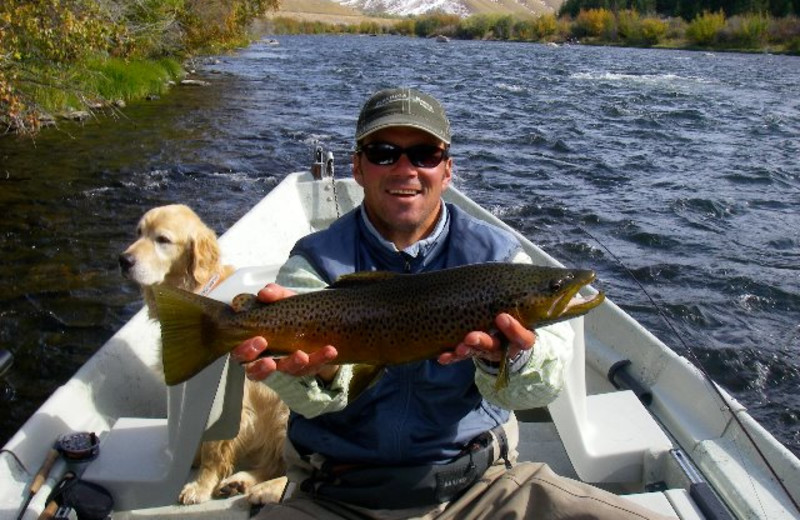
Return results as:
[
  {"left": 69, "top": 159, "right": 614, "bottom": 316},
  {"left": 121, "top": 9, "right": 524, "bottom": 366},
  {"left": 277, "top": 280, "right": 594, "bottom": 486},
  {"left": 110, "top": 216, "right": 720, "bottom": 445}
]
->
[
  {"left": 272, "top": 0, "right": 385, "bottom": 25},
  {"left": 286, "top": 0, "right": 563, "bottom": 18},
  {"left": 336, "top": 0, "right": 468, "bottom": 16}
]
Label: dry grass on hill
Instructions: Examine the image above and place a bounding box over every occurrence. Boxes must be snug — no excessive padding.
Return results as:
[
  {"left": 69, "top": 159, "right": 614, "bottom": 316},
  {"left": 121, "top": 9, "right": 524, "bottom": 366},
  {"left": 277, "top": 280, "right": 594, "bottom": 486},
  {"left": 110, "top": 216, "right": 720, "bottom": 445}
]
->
[
  {"left": 272, "top": 0, "right": 561, "bottom": 24},
  {"left": 272, "top": 0, "right": 393, "bottom": 26}
]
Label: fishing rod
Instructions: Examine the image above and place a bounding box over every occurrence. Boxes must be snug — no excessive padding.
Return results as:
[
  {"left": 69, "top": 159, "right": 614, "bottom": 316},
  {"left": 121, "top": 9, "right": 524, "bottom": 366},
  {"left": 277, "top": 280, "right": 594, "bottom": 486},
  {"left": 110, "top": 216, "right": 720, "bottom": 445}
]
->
[{"left": 580, "top": 227, "right": 800, "bottom": 515}]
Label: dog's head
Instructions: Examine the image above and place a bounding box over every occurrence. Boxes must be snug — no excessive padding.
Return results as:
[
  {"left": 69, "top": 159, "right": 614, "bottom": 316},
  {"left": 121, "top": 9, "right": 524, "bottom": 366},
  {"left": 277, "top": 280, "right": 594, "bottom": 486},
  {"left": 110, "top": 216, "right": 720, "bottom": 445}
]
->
[{"left": 119, "top": 204, "right": 221, "bottom": 291}]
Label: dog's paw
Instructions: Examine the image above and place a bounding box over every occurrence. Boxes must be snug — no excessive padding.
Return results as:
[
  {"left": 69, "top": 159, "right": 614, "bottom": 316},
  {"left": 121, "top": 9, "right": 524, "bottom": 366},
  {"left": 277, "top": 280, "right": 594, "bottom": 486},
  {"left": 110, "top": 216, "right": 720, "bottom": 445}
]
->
[
  {"left": 247, "top": 476, "right": 288, "bottom": 505},
  {"left": 179, "top": 482, "right": 214, "bottom": 505},
  {"left": 214, "top": 471, "right": 258, "bottom": 498}
]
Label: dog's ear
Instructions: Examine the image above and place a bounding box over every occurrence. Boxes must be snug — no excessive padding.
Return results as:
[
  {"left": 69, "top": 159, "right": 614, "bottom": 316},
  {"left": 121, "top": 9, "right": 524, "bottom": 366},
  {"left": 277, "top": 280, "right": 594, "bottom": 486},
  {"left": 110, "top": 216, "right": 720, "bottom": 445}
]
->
[{"left": 190, "top": 224, "right": 221, "bottom": 287}]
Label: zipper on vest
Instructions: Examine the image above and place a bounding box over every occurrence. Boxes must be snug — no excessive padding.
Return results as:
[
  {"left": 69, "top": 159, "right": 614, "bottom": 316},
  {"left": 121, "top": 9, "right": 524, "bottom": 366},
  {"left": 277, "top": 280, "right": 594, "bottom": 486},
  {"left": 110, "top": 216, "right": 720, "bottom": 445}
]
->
[{"left": 400, "top": 252, "right": 413, "bottom": 273}]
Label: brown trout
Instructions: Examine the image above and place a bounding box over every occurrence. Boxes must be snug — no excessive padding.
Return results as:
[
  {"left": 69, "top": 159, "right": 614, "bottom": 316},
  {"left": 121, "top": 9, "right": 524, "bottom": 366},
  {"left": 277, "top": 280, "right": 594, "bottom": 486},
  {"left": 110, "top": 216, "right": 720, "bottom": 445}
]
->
[{"left": 154, "top": 263, "right": 605, "bottom": 386}]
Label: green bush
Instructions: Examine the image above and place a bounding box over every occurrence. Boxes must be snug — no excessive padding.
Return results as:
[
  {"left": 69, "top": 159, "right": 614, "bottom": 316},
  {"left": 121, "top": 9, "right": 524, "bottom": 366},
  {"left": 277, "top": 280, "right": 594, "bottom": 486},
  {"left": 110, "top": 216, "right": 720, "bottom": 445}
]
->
[
  {"left": 535, "top": 14, "right": 559, "bottom": 39},
  {"left": 686, "top": 10, "right": 726, "bottom": 45},
  {"left": 573, "top": 8, "right": 616, "bottom": 38},
  {"left": 394, "top": 18, "right": 416, "bottom": 36},
  {"left": 617, "top": 9, "right": 642, "bottom": 42},
  {"left": 723, "top": 13, "right": 770, "bottom": 47},
  {"left": 640, "top": 17, "right": 668, "bottom": 44},
  {"left": 513, "top": 19, "right": 536, "bottom": 40},
  {"left": 494, "top": 15, "right": 514, "bottom": 39},
  {"left": 413, "top": 13, "right": 460, "bottom": 38},
  {"left": 457, "top": 14, "right": 494, "bottom": 39}
]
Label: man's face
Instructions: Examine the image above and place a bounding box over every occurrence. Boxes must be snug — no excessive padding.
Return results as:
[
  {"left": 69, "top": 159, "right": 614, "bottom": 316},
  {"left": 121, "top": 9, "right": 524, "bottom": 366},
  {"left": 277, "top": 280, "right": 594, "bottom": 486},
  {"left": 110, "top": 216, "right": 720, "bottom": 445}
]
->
[{"left": 353, "top": 127, "right": 452, "bottom": 249}]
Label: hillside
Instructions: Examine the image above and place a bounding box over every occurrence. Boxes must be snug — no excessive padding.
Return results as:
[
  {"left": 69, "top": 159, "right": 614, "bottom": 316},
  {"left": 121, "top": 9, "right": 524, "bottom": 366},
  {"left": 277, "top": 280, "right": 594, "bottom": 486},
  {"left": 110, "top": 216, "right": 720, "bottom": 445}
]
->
[
  {"left": 273, "top": 0, "right": 395, "bottom": 25},
  {"left": 276, "top": 0, "right": 563, "bottom": 19}
]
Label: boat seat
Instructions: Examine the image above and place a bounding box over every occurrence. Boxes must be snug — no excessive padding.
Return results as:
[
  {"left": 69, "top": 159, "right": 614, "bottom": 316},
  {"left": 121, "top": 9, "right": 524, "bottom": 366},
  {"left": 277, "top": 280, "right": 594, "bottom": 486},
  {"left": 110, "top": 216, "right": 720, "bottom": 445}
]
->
[
  {"left": 547, "top": 316, "right": 674, "bottom": 483},
  {"left": 81, "top": 266, "right": 280, "bottom": 511}
]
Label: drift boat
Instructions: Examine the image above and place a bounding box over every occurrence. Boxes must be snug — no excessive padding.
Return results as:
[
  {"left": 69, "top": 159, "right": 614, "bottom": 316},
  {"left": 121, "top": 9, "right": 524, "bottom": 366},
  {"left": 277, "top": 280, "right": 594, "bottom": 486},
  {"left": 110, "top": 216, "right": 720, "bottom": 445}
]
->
[{"left": 2, "top": 148, "right": 798, "bottom": 519}]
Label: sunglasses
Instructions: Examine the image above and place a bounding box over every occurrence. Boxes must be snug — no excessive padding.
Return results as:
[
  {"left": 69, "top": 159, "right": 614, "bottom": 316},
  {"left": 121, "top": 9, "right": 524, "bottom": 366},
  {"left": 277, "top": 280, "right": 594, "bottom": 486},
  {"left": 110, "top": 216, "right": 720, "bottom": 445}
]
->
[{"left": 358, "top": 142, "right": 449, "bottom": 168}]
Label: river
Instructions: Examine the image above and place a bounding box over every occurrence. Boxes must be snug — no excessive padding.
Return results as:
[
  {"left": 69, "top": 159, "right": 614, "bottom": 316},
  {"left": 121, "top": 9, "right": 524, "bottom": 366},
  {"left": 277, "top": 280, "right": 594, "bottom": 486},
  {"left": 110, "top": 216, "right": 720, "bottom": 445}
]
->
[{"left": 0, "top": 35, "right": 798, "bottom": 457}]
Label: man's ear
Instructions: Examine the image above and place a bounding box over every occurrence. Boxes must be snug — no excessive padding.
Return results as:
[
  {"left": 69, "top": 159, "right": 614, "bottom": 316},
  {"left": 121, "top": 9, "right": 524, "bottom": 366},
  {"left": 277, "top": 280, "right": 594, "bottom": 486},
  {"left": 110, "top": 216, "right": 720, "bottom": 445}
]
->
[
  {"left": 352, "top": 154, "right": 364, "bottom": 187},
  {"left": 442, "top": 157, "right": 453, "bottom": 189}
]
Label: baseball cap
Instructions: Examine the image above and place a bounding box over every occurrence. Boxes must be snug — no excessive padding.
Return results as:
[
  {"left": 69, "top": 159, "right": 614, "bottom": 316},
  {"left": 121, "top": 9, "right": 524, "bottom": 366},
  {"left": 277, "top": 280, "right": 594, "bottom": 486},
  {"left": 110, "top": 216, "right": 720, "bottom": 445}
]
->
[{"left": 356, "top": 88, "right": 451, "bottom": 145}]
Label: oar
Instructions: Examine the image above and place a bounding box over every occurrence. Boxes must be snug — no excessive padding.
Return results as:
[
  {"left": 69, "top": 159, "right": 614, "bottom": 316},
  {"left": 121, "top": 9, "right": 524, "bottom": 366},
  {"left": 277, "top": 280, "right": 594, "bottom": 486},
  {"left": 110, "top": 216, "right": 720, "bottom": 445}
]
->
[{"left": 16, "top": 446, "right": 61, "bottom": 520}]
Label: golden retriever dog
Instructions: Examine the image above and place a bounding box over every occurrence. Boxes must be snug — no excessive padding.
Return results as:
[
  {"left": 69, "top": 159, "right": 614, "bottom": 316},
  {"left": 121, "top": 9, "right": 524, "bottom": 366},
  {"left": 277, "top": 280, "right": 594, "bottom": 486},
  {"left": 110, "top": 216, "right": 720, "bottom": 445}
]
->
[{"left": 119, "top": 204, "right": 289, "bottom": 505}]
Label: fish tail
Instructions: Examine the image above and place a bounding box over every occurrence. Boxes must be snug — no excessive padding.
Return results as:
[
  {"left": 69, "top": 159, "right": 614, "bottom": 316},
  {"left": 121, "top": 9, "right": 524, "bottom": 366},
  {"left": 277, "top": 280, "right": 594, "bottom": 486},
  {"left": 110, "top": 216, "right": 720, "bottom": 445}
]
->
[{"left": 154, "top": 285, "right": 245, "bottom": 386}]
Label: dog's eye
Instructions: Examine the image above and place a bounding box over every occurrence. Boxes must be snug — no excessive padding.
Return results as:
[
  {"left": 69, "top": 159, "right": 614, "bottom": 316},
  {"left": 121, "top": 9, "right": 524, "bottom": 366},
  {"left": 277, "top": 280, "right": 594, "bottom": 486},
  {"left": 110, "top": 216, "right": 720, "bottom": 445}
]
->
[{"left": 156, "top": 235, "right": 172, "bottom": 245}]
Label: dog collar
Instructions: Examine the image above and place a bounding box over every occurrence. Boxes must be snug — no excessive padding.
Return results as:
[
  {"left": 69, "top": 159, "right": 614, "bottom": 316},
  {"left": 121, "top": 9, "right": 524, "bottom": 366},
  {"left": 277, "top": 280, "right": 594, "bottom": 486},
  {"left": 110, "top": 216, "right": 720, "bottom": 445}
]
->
[{"left": 199, "top": 273, "right": 221, "bottom": 296}]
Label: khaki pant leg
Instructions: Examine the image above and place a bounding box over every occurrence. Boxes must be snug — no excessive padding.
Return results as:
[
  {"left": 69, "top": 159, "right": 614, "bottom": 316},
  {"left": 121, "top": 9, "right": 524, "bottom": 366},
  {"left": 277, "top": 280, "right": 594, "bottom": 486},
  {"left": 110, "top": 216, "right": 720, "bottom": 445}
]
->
[{"left": 438, "top": 462, "right": 678, "bottom": 520}]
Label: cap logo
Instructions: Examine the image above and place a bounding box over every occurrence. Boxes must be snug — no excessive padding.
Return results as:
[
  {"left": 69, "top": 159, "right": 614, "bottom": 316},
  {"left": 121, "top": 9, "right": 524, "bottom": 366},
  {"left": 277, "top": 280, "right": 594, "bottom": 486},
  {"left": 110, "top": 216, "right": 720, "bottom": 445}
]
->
[
  {"left": 370, "top": 90, "right": 435, "bottom": 115},
  {"left": 412, "top": 94, "right": 435, "bottom": 114}
]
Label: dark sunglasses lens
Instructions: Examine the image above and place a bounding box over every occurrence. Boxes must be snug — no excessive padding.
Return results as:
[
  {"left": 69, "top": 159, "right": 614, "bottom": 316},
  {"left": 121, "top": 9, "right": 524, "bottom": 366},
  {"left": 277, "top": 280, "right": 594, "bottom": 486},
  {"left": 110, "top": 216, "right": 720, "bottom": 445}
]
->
[
  {"left": 362, "top": 143, "right": 446, "bottom": 168},
  {"left": 363, "top": 144, "right": 401, "bottom": 165},
  {"left": 407, "top": 145, "right": 446, "bottom": 168}
]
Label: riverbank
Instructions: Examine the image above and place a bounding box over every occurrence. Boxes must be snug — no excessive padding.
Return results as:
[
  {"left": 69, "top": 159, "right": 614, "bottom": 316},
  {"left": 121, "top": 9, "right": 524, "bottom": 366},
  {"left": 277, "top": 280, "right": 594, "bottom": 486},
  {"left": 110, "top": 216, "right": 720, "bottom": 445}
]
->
[
  {"left": 266, "top": 9, "right": 800, "bottom": 55},
  {"left": 3, "top": 4, "right": 798, "bottom": 136},
  {"left": 0, "top": 0, "right": 279, "bottom": 135}
]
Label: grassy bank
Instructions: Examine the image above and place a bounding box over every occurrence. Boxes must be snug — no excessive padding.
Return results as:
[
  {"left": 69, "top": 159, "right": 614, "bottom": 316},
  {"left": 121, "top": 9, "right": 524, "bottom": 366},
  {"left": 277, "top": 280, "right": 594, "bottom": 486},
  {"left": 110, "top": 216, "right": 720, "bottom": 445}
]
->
[
  {"left": 266, "top": 9, "right": 800, "bottom": 55},
  {"left": 1, "top": 0, "right": 279, "bottom": 135}
]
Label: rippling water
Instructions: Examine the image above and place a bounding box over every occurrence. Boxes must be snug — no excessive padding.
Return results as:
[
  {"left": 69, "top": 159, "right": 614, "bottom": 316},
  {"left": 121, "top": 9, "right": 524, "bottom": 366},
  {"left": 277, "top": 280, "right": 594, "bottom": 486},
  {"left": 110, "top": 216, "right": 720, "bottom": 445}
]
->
[{"left": 1, "top": 35, "right": 798, "bottom": 456}]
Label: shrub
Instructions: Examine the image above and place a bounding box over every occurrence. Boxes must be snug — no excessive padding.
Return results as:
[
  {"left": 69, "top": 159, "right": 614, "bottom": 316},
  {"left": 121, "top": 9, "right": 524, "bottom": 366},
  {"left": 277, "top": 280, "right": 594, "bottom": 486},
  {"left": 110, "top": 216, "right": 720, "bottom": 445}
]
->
[
  {"left": 665, "top": 16, "right": 688, "bottom": 40},
  {"left": 617, "top": 9, "right": 642, "bottom": 43},
  {"left": 413, "top": 13, "right": 460, "bottom": 38},
  {"left": 722, "top": 13, "right": 770, "bottom": 48},
  {"left": 494, "top": 15, "right": 514, "bottom": 40},
  {"left": 458, "top": 14, "right": 493, "bottom": 39},
  {"left": 394, "top": 18, "right": 416, "bottom": 36},
  {"left": 535, "top": 13, "right": 559, "bottom": 40},
  {"left": 767, "top": 14, "right": 800, "bottom": 40},
  {"left": 640, "top": 17, "right": 668, "bottom": 45},
  {"left": 513, "top": 19, "right": 536, "bottom": 41},
  {"left": 686, "top": 10, "right": 726, "bottom": 46},
  {"left": 573, "top": 8, "right": 615, "bottom": 38}
]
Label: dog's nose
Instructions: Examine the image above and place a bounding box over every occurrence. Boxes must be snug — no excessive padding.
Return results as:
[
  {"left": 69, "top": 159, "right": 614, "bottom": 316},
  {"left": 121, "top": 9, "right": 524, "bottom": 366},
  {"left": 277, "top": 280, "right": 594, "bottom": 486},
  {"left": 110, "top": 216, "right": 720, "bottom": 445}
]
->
[{"left": 119, "top": 253, "right": 135, "bottom": 272}]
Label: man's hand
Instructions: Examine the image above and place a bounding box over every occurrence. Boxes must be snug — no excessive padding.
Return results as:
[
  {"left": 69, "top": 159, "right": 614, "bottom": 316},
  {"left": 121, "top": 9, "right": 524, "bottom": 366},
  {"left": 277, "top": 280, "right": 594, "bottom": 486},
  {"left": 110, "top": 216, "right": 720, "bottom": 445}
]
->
[
  {"left": 231, "top": 283, "right": 340, "bottom": 382},
  {"left": 437, "top": 313, "right": 535, "bottom": 365}
]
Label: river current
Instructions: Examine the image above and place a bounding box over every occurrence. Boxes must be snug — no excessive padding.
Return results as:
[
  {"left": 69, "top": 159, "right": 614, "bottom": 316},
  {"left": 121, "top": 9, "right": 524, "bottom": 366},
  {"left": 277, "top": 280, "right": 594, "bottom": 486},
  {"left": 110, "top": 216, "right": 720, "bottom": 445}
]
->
[{"left": 1, "top": 35, "right": 798, "bottom": 456}]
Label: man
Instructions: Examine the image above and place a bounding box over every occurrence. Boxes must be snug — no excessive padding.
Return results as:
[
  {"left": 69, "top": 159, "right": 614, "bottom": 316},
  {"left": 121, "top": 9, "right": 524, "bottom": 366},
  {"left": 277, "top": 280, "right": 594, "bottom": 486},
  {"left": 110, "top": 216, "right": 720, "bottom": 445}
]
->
[{"left": 234, "top": 88, "right": 675, "bottom": 519}]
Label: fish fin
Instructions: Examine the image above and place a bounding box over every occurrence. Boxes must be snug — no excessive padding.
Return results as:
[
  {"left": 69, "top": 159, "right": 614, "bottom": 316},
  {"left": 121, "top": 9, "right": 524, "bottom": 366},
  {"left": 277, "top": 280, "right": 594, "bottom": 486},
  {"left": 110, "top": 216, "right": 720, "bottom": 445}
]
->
[
  {"left": 328, "top": 271, "right": 402, "bottom": 289},
  {"left": 348, "top": 364, "right": 385, "bottom": 401},
  {"left": 494, "top": 356, "right": 510, "bottom": 391},
  {"left": 493, "top": 333, "right": 511, "bottom": 391},
  {"left": 231, "top": 293, "right": 260, "bottom": 313},
  {"left": 154, "top": 285, "right": 243, "bottom": 386}
]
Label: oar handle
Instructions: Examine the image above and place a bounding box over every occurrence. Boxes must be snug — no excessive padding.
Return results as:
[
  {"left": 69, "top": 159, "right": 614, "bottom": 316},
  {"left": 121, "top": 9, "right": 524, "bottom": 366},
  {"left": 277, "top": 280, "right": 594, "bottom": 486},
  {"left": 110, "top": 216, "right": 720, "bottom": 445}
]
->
[
  {"left": 36, "top": 500, "right": 59, "bottom": 520},
  {"left": 30, "top": 448, "right": 60, "bottom": 495}
]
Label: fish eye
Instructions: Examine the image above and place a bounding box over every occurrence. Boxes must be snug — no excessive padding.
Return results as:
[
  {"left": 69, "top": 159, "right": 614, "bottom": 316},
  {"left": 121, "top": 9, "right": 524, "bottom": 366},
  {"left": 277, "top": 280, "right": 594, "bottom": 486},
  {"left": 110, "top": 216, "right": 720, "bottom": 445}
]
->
[{"left": 550, "top": 280, "right": 563, "bottom": 292}]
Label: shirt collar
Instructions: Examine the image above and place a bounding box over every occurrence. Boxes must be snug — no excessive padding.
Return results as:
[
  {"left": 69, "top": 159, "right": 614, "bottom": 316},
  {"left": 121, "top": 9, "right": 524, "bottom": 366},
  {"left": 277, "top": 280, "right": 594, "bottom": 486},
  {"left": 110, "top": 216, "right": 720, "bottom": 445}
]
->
[{"left": 360, "top": 202, "right": 449, "bottom": 259}]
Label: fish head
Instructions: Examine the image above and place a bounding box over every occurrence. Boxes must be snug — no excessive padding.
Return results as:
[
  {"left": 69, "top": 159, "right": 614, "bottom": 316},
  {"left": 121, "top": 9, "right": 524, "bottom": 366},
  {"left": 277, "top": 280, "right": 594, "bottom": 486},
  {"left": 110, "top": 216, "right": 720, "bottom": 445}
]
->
[{"left": 517, "top": 267, "right": 605, "bottom": 327}]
